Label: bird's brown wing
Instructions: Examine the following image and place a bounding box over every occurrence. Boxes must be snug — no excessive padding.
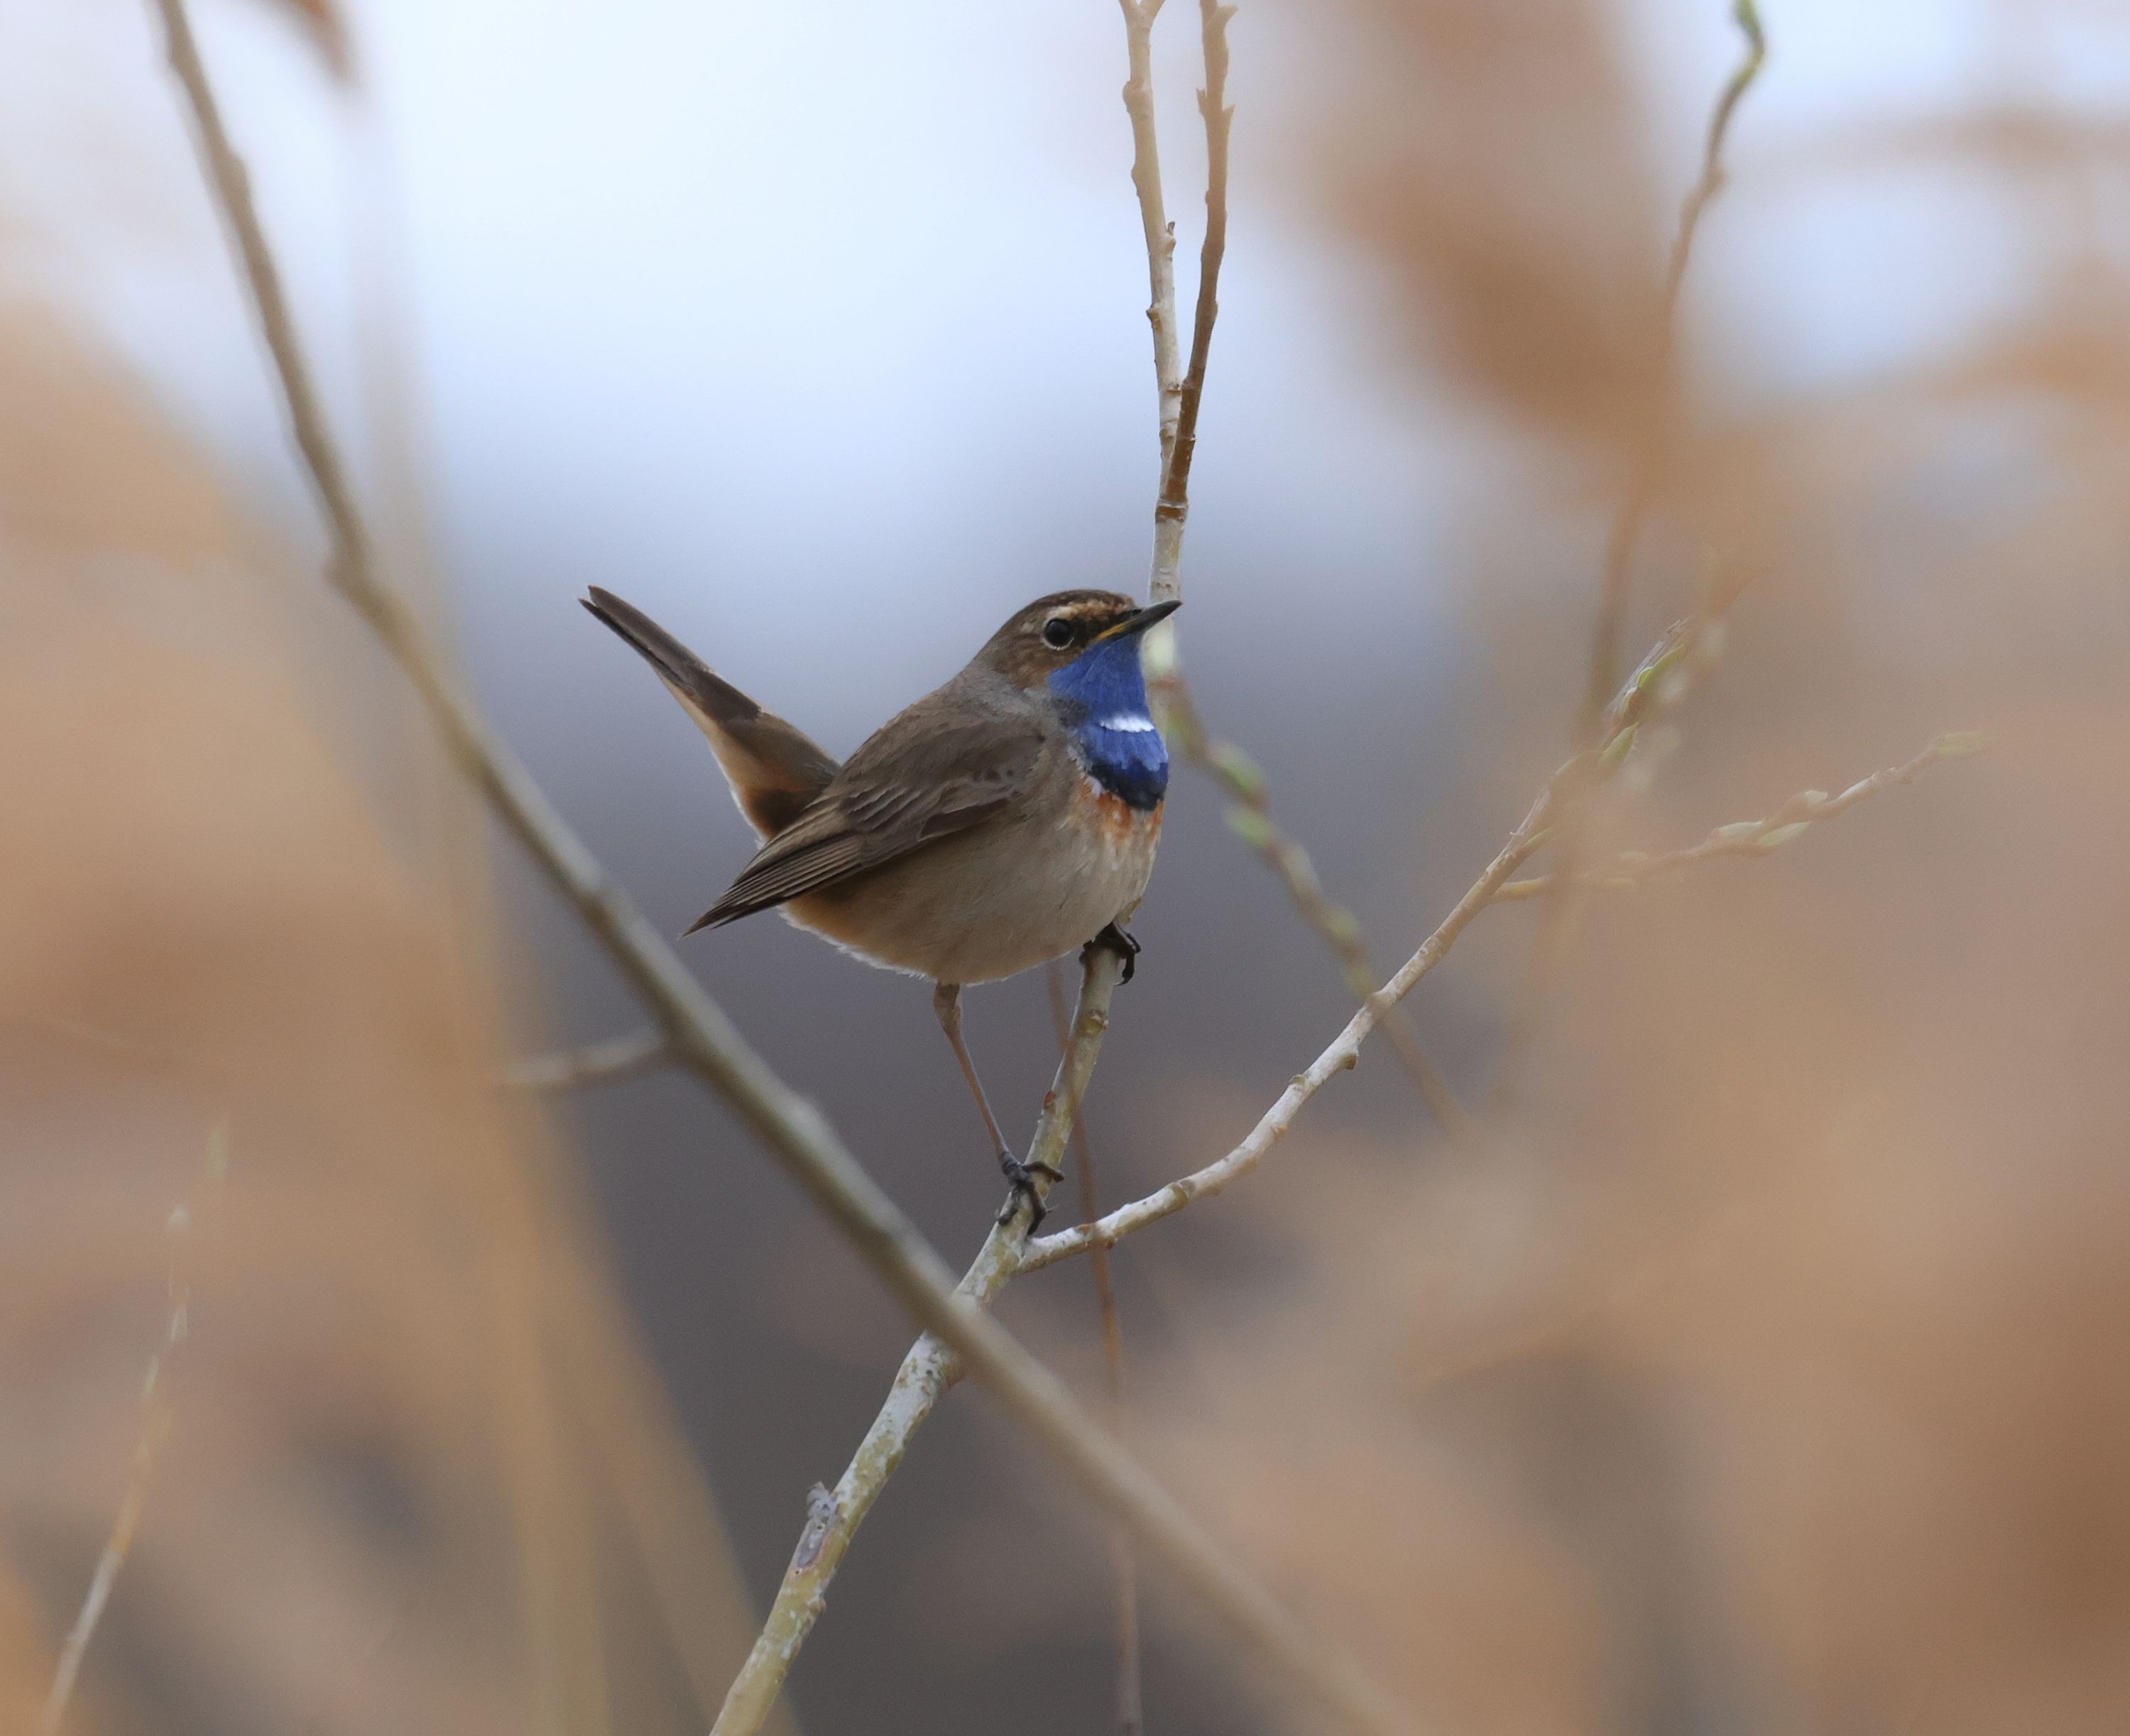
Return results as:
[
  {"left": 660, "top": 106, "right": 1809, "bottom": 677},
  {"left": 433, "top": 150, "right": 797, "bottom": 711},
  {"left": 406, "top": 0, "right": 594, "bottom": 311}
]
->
[
  {"left": 685, "top": 704, "right": 1045, "bottom": 932},
  {"left": 583, "top": 586, "right": 840, "bottom": 836}
]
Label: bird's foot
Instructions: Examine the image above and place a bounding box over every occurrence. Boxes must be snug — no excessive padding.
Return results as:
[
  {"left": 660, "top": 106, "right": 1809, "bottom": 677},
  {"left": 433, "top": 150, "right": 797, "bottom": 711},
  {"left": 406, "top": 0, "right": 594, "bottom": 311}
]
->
[
  {"left": 1086, "top": 922, "right": 1140, "bottom": 984},
  {"left": 995, "top": 1150, "right": 1065, "bottom": 1233}
]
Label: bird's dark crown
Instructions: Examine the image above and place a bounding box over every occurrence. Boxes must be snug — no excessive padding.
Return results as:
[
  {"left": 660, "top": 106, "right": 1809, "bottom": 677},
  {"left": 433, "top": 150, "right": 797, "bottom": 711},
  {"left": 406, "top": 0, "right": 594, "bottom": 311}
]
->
[{"left": 976, "top": 589, "right": 1166, "bottom": 687}]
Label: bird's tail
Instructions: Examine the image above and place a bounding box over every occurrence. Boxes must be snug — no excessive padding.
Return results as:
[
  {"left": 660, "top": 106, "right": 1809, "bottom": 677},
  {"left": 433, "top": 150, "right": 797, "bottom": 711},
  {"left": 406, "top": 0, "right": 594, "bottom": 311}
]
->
[{"left": 581, "top": 586, "right": 839, "bottom": 836}]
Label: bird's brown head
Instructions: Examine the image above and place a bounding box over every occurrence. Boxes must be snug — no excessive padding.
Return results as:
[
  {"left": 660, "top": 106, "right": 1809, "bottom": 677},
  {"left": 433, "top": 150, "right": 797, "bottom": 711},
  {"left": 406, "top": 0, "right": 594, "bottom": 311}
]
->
[{"left": 976, "top": 589, "right": 1181, "bottom": 687}]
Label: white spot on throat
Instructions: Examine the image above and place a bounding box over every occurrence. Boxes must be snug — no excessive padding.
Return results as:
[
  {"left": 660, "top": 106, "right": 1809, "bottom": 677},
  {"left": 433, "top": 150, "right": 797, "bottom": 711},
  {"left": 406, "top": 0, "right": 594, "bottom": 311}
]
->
[{"left": 1097, "top": 711, "right": 1156, "bottom": 733}]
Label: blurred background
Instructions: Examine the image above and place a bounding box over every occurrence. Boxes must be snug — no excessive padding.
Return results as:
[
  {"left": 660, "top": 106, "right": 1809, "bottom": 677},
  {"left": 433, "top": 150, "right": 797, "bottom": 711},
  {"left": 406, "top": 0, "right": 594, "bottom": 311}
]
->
[{"left": 3, "top": 0, "right": 2129, "bottom": 1732}]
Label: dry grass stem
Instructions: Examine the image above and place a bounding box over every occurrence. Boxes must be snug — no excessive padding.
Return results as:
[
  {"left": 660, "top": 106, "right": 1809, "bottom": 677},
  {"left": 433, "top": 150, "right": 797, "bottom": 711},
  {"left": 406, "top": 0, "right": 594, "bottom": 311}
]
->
[
  {"left": 148, "top": 6, "right": 1416, "bottom": 1729},
  {"left": 40, "top": 1118, "right": 230, "bottom": 1736},
  {"left": 505, "top": 1028, "right": 670, "bottom": 1093},
  {"left": 1492, "top": 734, "right": 1983, "bottom": 902}
]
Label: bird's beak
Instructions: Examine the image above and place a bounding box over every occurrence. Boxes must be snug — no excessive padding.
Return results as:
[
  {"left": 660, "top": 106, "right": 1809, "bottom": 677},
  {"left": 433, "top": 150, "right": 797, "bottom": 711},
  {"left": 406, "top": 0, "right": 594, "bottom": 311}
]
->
[{"left": 1095, "top": 598, "right": 1183, "bottom": 643}]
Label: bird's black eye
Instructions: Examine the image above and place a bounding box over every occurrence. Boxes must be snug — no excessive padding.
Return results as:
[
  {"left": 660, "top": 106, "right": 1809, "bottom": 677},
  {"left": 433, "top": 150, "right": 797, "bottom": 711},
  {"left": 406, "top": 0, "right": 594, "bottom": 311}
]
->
[{"left": 1041, "top": 617, "right": 1074, "bottom": 650}]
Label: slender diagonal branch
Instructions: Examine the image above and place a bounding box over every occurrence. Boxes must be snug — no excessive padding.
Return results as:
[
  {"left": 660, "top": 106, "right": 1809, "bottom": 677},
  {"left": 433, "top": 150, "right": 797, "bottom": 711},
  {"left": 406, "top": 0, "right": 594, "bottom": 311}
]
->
[
  {"left": 1048, "top": 960, "right": 1144, "bottom": 1736},
  {"left": 1022, "top": 608, "right": 1731, "bottom": 1273},
  {"left": 1492, "top": 734, "right": 1983, "bottom": 901},
  {"left": 1022, "top": 793, "right": 1553, "bottom": 1272},
  {"left": 147, "top": 9, "right": 1418, "bottom": 1732},
  {"left": 43, "top": 1118, "right": 230, "bottom": 1735}
]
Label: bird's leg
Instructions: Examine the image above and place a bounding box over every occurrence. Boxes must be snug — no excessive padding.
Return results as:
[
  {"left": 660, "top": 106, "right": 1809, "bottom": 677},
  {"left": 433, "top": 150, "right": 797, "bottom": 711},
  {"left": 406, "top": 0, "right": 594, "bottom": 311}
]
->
[
  {"left": 932, "top": 981, "right": 1060, "bottom": 1230},
  {"left": 1085, "top": 922, "right": 1140, "bottom": 984}
]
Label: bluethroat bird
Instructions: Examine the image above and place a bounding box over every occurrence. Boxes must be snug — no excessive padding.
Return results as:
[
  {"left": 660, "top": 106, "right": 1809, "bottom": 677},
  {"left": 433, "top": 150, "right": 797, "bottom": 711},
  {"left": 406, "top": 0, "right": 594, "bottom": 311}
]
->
[{"left": 583, "top": 586, "right": 1180, "bottom": 1228}]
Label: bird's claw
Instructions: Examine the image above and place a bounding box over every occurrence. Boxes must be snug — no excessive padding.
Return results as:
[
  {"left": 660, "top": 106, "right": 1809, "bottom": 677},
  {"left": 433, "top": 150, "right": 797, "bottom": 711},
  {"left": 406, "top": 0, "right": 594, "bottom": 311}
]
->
[
  {"left": 995, "top": 1151, "right": 1064, "bottom": 1232},
  {"left": 1086, "top": 922, "right": 1141, "bottom": 984}
]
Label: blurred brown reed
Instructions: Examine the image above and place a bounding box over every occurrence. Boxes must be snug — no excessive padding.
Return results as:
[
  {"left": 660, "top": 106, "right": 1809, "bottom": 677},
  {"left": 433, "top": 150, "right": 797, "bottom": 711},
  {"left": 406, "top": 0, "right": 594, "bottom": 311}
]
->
[
  {"left": 1067, "top": 1, "right": 2130, "bottom": 1731},
  {"left": 0, "top": 303, "right": 789, "bottom": 1736}
]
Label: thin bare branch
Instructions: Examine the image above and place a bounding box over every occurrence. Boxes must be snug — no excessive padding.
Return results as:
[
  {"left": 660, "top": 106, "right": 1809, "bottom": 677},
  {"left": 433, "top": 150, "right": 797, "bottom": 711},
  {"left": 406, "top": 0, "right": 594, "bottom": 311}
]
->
[
  {"left": 504, "top": 1028, "right": 670, "bottom": 1093},
  {"left": 1048, "top": 960, "right": 1144, "bottom": 1736},
  {"left": 43, "top": 1118, "right": 229, "bottom": 1735},
  {"left": 716, "top": 951, "right": 1411, "bottom": 1736},
  {"left": 148, "top": 9, "right": 1418, "bottom": 1730},
  {"left": 1499, "top": 2, "right": 1769, "bottom": 1110},
  {"left": 1492, "top": 733, "right": 1984, "bottom": 902}
]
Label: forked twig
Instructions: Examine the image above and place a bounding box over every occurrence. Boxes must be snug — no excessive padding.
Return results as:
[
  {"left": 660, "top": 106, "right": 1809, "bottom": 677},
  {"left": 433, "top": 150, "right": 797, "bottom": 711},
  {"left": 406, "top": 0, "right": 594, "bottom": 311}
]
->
[
  {"left": 716, "top": 951, "right": 1409, "bottom": 1736},
  {"left": 146, "top": 6, "right": 1416, "bottom": 1731},
  {"left": 1124, "top": 0, "right": 1469, "bottom": 1131},
  {"left": 1118, "top": 0, "right": 1184, "bottom": 491}
]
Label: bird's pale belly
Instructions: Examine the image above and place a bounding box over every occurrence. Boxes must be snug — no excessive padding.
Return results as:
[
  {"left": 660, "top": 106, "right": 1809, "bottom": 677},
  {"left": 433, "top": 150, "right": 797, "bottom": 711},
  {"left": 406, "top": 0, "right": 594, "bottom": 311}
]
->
[{"left": 786, "top": 777, "right": 1162, "bottom": 985}]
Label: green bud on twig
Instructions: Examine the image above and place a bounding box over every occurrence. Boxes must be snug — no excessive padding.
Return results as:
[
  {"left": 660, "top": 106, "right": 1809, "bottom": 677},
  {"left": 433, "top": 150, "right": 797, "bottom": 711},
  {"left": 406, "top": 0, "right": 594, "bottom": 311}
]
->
[
  {"left": 1209, "top": 742, "right": 1267, "bottom": 802},
  {"left": 1225, "top": 807, "right": 1275, "bottom": 851},
  {"left": 1933, "top": 730, "right": 1988, "bottom": 760},
  {"left": 1754, "top": 822, "right": 1810, "bottom": 851},
  {"left": 1597, "top": 724, "right": 1638, "bottom": 777}
]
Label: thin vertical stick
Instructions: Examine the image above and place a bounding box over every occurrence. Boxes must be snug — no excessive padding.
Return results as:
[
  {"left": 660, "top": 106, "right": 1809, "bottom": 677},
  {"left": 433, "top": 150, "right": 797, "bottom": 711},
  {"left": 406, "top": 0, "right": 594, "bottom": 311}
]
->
[
  {"left": 1048, "top": 961, "right": 1145, "bottom": 1736},
  {"left": 1577, "top": 0, "right": 1766, "bottom": 731}
]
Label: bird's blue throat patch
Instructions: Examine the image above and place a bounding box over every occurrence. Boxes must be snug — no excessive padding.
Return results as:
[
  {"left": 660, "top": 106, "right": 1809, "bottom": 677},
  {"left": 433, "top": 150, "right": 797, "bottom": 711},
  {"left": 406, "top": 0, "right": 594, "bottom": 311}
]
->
[{"left": 1047, "top": 634, "right": 1169, "bottom": 812}]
